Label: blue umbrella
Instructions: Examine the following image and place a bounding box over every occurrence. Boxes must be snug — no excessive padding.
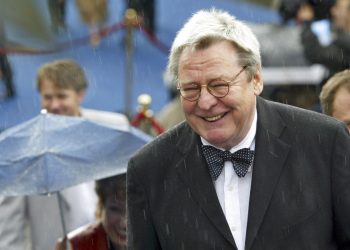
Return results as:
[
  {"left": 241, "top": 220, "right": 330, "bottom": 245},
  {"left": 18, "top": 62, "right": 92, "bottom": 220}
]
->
[{"left": 0, "top": 111, "right": 152, "bottom": 196}]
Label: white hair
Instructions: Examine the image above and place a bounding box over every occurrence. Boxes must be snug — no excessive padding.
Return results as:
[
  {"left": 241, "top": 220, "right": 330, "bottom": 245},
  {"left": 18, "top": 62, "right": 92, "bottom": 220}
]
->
[{"left": 167, "top": 8, "right": 261, "bottom": 82}]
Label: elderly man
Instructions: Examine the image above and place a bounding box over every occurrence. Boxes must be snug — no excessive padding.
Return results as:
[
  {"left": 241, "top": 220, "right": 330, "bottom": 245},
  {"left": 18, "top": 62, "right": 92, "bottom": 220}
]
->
[
  {"left": 0, "top": 59, "right": 128, "bottom": 250},
  {"left": 127, "top": 9, "right": 350, "bottom": 250},
  {"left": 320, "top": 69, "right": 350, "bottom": 131}
]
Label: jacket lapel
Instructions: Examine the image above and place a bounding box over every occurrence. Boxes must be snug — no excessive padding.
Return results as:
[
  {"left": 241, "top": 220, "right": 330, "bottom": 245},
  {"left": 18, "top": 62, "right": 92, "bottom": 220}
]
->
[
  {"left": 174, "top": 124, "right": 237, "bottom": 248},
  {"left": 245, "top": 98, "right": 291, "bottom": 250}
]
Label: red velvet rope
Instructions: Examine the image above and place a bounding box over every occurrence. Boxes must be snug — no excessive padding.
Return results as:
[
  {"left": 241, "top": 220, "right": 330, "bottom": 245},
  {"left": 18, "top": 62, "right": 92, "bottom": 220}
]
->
[
  {"left": 0, "top": 19, "right": 169, "bottom": 55},
  {"left": 130, "top": 112, "right": 145, "bottom": 127},
  {"left": 138, "top": 24, "right": 170, "bottom": 54},
  {"left": 0, "top": 21, "right": 125, "bottom": 55},
  {"left": 131, "top": 111, "right": 165, "bottom": 135}
]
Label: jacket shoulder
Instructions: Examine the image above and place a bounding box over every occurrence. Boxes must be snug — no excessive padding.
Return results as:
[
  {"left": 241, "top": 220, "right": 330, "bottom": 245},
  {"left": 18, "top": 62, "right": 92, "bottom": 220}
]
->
[
  {"left": 131, "top": 121, "right": 189, "bottom": 160},
  {"left": 262, "top": 98, "right": 343, "bottom": 131}
]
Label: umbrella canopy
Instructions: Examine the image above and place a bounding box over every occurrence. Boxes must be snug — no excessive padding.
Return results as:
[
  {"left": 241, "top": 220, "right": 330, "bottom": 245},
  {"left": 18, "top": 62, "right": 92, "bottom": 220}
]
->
[{"left": 0, "top": 112, "right": 152, "bottom": 196}]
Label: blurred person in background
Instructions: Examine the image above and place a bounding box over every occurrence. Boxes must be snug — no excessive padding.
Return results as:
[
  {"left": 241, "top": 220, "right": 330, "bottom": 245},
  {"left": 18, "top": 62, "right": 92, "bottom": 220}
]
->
[
  {"left": 156, "top": 71, "right": 185, "bottom": 130},
  {"left": 55, "top": 174, "right": 127, "bottom": 250},
  {"left": 125, "top": 0, "right": 156, "bottom": 33},
  {"left": 298, "top": 0, "right": 350, "bottom": 83},
  {"left": 320, "top": 69, "right": 350, "bottom": 131},
  {"left": 0, "top": 17, "right": 15, "bottom": 99},
  {"left": 75, "top": 0, "right": 107, "bottom": 47},
  {"left": 48, "top": 0, "right": 66, "bottom": 33},
  {"left": 279, "top": 0, "right": 334, "bottom": 24},
  {"left": 0, "top": 53, "right": 14, "bottom": 99},
  {"left": 0, "top": 59, "right": 128, "bottom": 250}
]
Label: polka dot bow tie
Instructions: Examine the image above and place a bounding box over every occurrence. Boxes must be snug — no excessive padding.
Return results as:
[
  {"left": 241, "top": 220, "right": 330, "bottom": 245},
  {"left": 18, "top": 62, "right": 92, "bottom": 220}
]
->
[{"left": 202, "top": 145, "right": 255, "bottom": 180}]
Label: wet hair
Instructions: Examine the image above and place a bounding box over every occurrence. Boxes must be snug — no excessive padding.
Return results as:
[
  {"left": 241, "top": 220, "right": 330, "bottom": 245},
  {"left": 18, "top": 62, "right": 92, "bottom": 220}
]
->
[
  {"left": 320, "top": 69, "right": 350, "bottom": 115},
  {"left": 95, "top": 174, "right": 126, "bottom": 219},
  {"left": 36, "top": 59, "right": 88, "bottom": 92},
  {"left": 166, "top": 8, "right": 261, "bottom": 84}
]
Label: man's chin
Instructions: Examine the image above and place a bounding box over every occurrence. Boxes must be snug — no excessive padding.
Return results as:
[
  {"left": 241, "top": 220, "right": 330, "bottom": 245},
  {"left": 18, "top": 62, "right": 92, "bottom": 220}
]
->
[{"left": 203, "top": 133, "right": 229, "bottom": 147}]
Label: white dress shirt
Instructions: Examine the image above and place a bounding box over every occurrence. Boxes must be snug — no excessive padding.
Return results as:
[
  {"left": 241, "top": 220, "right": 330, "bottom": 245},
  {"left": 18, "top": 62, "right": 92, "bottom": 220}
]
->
[{"left": 201, "top": 110, "right": 257, "bottom": 250}]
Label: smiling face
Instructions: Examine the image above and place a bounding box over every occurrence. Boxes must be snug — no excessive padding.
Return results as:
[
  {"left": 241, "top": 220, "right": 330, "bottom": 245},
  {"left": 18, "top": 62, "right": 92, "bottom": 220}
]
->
[
  {"left": 178, "top": 40, "right": 263, "bottom": 150},
  {"left": 101, "top": 196, "right": 127, "bottom": 249},
  {"left": 39, "top": 77, "right": 84, "bottom": 116}
]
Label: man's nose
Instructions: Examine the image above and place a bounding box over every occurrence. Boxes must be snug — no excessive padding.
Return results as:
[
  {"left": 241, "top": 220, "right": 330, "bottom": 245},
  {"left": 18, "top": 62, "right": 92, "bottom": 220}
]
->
[{"left": 197, "top": 86, "right": 217, "bottom": 110}]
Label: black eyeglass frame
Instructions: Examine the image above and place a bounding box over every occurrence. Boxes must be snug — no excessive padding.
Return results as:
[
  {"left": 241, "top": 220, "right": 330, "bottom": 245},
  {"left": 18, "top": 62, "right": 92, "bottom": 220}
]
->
[{"left": 177, "top": 65, "right": 248, "bottom": 102}]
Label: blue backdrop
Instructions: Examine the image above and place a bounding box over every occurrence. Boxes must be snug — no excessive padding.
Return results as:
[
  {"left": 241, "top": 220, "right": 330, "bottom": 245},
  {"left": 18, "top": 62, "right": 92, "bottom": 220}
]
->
[{"left": 0, "top": 0, "right": 279, "bottom": 131}]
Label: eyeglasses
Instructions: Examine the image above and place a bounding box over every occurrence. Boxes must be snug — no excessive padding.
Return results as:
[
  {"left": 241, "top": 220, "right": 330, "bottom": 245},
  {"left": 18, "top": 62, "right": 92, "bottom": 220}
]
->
[{"left": 177, "top": 65, "right": 248, "bottom": 102}]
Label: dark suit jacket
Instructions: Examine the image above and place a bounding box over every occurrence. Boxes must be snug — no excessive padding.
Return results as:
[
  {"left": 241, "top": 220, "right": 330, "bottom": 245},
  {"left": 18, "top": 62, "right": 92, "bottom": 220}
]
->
[{"left": 127, "top": 97, "right": 350, "bottom": 250}]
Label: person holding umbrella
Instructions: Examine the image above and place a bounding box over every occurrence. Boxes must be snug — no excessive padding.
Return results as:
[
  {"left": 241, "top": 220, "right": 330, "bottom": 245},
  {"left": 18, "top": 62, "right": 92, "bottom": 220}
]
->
[
  {"left": 0, "top": 59, "right": 129, "bottom": 250},
  {"left": 55, "top": 174, "right": 127, "bottom": 250}
]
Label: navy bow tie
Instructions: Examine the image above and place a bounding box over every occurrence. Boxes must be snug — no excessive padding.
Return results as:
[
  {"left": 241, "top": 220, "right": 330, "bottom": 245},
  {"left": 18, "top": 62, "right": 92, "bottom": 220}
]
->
[{"left": 202, "top": 145, "right": 255, "bottom": 180}]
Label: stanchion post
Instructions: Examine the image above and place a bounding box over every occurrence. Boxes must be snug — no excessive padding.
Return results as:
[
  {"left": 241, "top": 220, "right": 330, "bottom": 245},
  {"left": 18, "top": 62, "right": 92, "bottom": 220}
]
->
[
  {"left": 131, "top": 94, "right": 164, "bottom": 135},
  {"left": 136, "top": 94, "right": 153, "bottom": 134},
  {"left": 124, "top": 9, "right": 138, "bottom": 118}
]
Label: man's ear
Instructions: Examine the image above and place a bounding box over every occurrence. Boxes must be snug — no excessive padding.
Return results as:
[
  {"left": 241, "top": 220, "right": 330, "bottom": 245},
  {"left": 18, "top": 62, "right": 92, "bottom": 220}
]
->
[
  {"left": 77, "top": 90, "right": 86, "bottom": 104},
  {"left": 253, "top": 69, "right": 263, "bottom": 96}
]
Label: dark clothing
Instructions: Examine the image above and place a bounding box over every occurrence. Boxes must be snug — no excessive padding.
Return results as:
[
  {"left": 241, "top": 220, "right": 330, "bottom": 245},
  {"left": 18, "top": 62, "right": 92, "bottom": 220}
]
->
[
  {"left": 301, "top": 22, "right": 350, "bottom": 81},
  {"left": 126, "top": 0, "right": 155, "bottom": 32},
  {"left": 0, "top": 54, "right": 14, "bottom": 98},
  {"left": 127, "top": 96, "right": 350, "bottom": 250},
  {"left": 279, "top": 0, "right": 334, "bottom": 22},
  {"left": 0, "top": 15, "right": 14, "bottom": 98},
  {"left": 47, "top": 0, "right": 66, "bottom": 32}
]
